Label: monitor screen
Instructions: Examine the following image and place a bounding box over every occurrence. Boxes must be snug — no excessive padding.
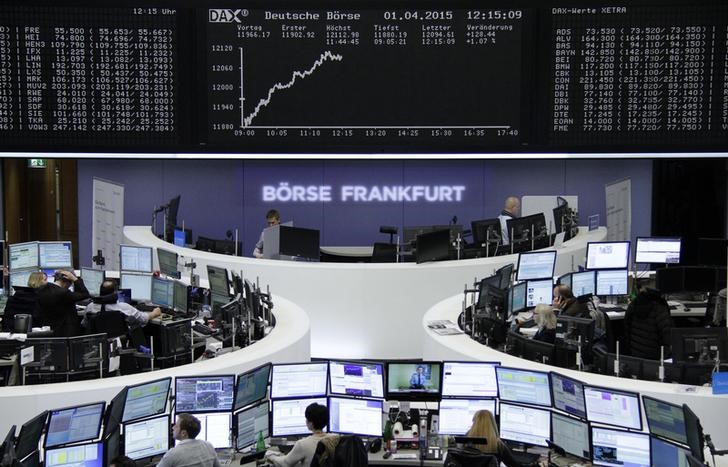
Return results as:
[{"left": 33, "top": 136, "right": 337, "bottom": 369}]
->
[
  {"left": 151, "top": 276, "right": 174, "bottom": 308},
  {"left": 194, "top": 412, "right": 232, "bottom": 449},
  {"left": 328, "top": 397, "right": 383, "bottom": 437},
  {"left": 173, "top": 228, "right": 186, "bottom": 247},
  {"left": 270, "top": 362, "right": 328, "bottom": 399},
  {"left": 584, "top": 385, "right": 642, "bottom": 431},
  {"left": 416, "top": 229, "right": 451, "bottom": 263},
  {"left": 516, "top": 251, "right": 557, "bottom": 281},
  {"left": 438, "top": 399, "right": 497, "bottom": 435},
  {"left": 45, "top": 441, "right": 103, "bottom": 467},
  {"left": 571, "top": 270, "right": 596, "bottom": 297},
  {"left": 670, "top": 327, "right": 728, "bottom": 364},
  {"left": 123, "top": 414, "right": 170, "bottom": 461},
  {"left": 386, "top": 362, "right": 442, "bottom": 400},
  {"left": 526, "top": 279, "right": 553, "bottom": 308},
  {"left": 551, "top": 372, "right": 587, "bottom": 420},
  {"left": 329, "top": 361, "right": 384, "bottom": 398},
  {"left": 10, "top": 270, "right": 33, "bottom": 288},
  {"left": 271, "top": 397, "right": 327, "bottom": 437},
  {"left": 175, "top": 375, "right": 235, "bottom": 413},
  {"left": 157, "top": 248, "right": 179, "bottom": 278},
  {"left": 120, "top": 273, "right": 153, "bottom": 302},
  {"left": 173, "top": 281, "right": 188, "bottom": 313},
  {"left": 642, "top": 396, "right": 688, "bottom": 446},
  {"left": 586, "top": 242, "right": 630, "bottom": 270},
  {"left": 236, "top": 401, "right": 269, "bottom": 450},
  {"left": 496, "top": 367, "right": 551, "bottom": 407},
  {"left": 697, "top": 238, "right": 728, "bottom": 267},
  {"left": 104, "top": 388, "right": 127, "bottom": 438},
  {"left": 38, "top": 242, "right": 73, "bottom": 269},
  {"left": 119, "top": 245, "right": 153, "bottom": 273},
  {"left": 80, "top": 268, "right": 105, "bottom": 297},
  {"left": 499, "top": 403, "right": 551, "bottom": 448},
  {"left": 552, "top": 412, "right": 590, "bottom": 460},
  {"left": 16, "top": 411, "right": 47, "bottom": 460},
  {"left": 207, "top": 265, "right": 230, "bottom": 306},
  {"left": 508, "top": 283, "right": 527, "bottom": 315},
  {"left": 558, "top": 273, "right": 572, "bottom": 289},
  {"left": 591, "top": 427, "right": 650, "bottom": 467},
  {"left": 122, "top": 377, "right": 171, "bottom": 424},
  {"left": 235, "top": 363, "right": 271, "bottom": 411},
  {"left": 596, "top": 270, "right": 629, "bottom": 296},
  {"left": 279, "top": 226, "right": 320, "bottom": 261},
  {"left": 8, "top": 242, "right": 38, "bottom": 270},
  {"left": 45, "top": 402, "right": 105, "bottom": 448},
  {"left": 635, "top": 237, "right": 681, "bottom": 265},
  {"left": 441, "top": 361, "right": 498, "bottom": 398},
  {"left": 651, "top": 436, "right": 690, "bottom": 467}
]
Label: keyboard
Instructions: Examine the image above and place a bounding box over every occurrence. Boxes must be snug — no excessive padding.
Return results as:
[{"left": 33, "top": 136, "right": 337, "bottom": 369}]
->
[
  {"left": 192, "top": 323, "right": 216, "bottom": 335},
  {"left": 511, "top": 451, "right": 541, "bottom": 465}
]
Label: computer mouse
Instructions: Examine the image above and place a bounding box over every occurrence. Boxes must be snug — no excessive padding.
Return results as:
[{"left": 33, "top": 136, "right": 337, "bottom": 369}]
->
[{"left": 369, "top": 438, "right": 382, "bottom": 453}]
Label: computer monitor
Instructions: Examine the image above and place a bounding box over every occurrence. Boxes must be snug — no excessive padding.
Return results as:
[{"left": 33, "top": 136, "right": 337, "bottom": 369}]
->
[
  {"left": 650, "top": 436, "right": 691, "bottom": 467},
  {"left": 173, "top": 227, "right": 192, "bottom": 247},
  {"left": 508, "top": 282, "right": 527, "bottom": 315},
  {"left": 1, "top": 425, "right": 16, "bottom": 461},
  {"left": 235, "top": 401, "right": 269, "bottom": 450},
  {"left": 697, "top": 238, "right": 728, "bottom": 267},
  {"left": 506, "top": 213, "right": 549, "bottom": 252},
  {"left": 271, "top": 397, "right": 327, "bottom": 437},
  {"left": 670, "top": 327, "right": 728, "bottom": 363},
  {"left": 235, "top": 363, "right": 271, "bottom": 411},
  {"left": 551, "top": 412, "right": 590, "bottom": 460},
  {"left": 175, "top": 375, "right": 235, "bottom": 413},
  {"left": 158, "top": 318, "right": 192, "bottom": 358},
  {"left": 591, "top": 426, "right": 650, "bottom": 467},
  {"left": 279, "top": 226, "right": 320, "bottom": 261},
  {"left": 119, "top": 245, "right": 153, "bottom": 273},
  {"left": 416, "top": 229, "right": 451, "bottom": 263},
  {"left": 583, "top": 385, "right": 642, "bottom": 430},
  {"left": 157, "top": 248, "right": 180, "bottom": 279},
  {"left": 206, "top": 265, "right": 230, "bottom": 307},
  {"left": 328, "top": 360, "right": 384, "bottom": 398},
  {"left": 656, "top": 267, "right": 685, "bottom": 294},
  {"left": 123, "top": 414, "right": 170, "bottom": 461},
  {"left": 45, "top": 402, "right": 105, "bottom": 448},
  {"left": 193, "top": 412, "right": 232, "bottom": 449},
  {"left": 526, "top": 279, "right": 553, "bottom": 308},
  {"left": 328, "top": 397, "right": 383, "bottom": 437},
  {"left": 635, "top": 237, "right": 682, "bottom": 265},
  {"left": 270, "top": 362, "right": 328, "bottom": 399},
  {"left": 683, "top": 404, "right": 704, "bottom": 463},
  {"left": 642, "top": 396, "right": 688, "bottom": 446},
  {"left": 516, "top": 251, "right": 557, "bottom": 282},
  {"left": 80, "top": 268, "right": 105, "bottom": 297},
  {"left": 68, "top": 333, "right": 105, "bottom": 372},
  {"left": 471, "top": 218, "right": 502, "bottom": 246},
  {"left": 551, "top": 372, "right": 587, "bottom": 420},
  {"left": 122, "top": 377, "right": 171, "bottom": 424},
  {"left": 555, "top": 316, "right": 595, "bottom": 350},
  {"left": 586, "top": 242, "right": 630, "bottom": 270},
  {"left": 499, "top": 403, "right": 551, "bottom": 448},
  {"left": 521, "top": 338, "right": 556, "bottom": 365},
  {"left": 104, "top": 428, "right": 120, "bottom": 467},
  {"left": 596, "top": 269, "right": 629, "bottom": 296},
  {"left": 103, "top": 388, "right": 127, "bottom": 439},
  {"left": 45, "top": 440, "right": 103, "bottom": 467},
  {"left": 441, "top": 361, "right": 498, "bottom": 398},
  {"left": 214, "top": 239, "right": 242, "bottom": 256},
  {"left": 15, "top": 411, "right": 47, "bottom": 460},
  {"left": 438, "top": 399, "right": 497, "bottom": 435},
  {"left": 38, "top": 241, "right": 73, "bottom": 269},
  {"left": 8, "top": 241, "right": 39, "bottom": 270},
  {"left": 495, "top": 367, "right": 551, "bottom": 407},
  {"left": 495, "top": 263, "right": 515, "bottom": 289},
  {"left": 558, "top": 273, "right": 572, "bottom": 289},
  {"left": 196, "top": 236, "right": 217, "bottom": 252},
  {"left": 151, "top": 276, "right": 174, "bottom": 308},
  {"left": 571, "top": 270, "right": 596, "bottom": 297},
  {"left": 170, "top": 281, "right": 187, "bottom": 314},
  {"left": 385, "top": 361, "right": 442, "bottom": 401},
  {"left": 553, "top": 203, "right": 571, "bottom": 234},
  {"left": 120, "top": 273, "right": 152, "bottom": 302},
  {"left": 9, "top": 270, "right": 33, "bottom": 288}
]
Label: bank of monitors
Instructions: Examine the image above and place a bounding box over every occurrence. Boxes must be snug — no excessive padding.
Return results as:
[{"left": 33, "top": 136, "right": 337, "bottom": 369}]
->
[
  {"left": 45, "top": 402, "right": 105, "bottom": 448},
  {"left": 516, "top": 251, "right": 557, "bottom": 282},
  {"left": 441, "top": 361, "right": 498, "bottom": 398},
  {"left": 235, "top": 363, "right": 271, "bottom": 411},
  {"left": 235, "top": 401, "right": 269, "bottom": 450},
  {"left": 45, "top": 441, "right": 103, "bottom": 467},
  {"left": 595, "top": 270, "right": 629, "bottom": 296},
  {"left": 119, "top": 245, "right": 153, "bottom": 273},
  {"left": 120, "top": 273, "right": 153, "bottom": 302},
  {"left": 271, "top": 362, "right": 328, "bottom": 399},
  {"left": 650, "top": 437, "right": 691, "bottom": 467},
  {"left": 635, "top": 237, "right": 681, "bottom": 265},
  {"left": 438, "top": 399, "right": 497, "bottom": 435},
  {"left": 642, "top": 396, "right": 687, "bottom": 446},
  {"left": 591, "top": 426, "right": 650, "bottom": 467},
  {"left": 38, "top": 241, "right": 73, "bottom": 269},
  {"left": 328, "top": 397, "right": 384, "bottom": 437},
  {"left": 207, "top": 265, "right": 230, "bottom": 306},
  {"left": 271, "top": 397, "right": 327, "bottom": 437},
  {"left": 175, "top": 375, "right": 235, "bottom": 413},
  {"left": 328, "top": 361, "right": 384, "bottom": 398},
  {"left": 81, "top": 267, "right": 105, "bottom": 297},
  {"left": 670, "top": 327, "right": 728, "bottom": 364},
  {"left": 123, "top": 414, "right": 170, "bottom": 461},
  {"left": 122, "top": 377, "right": 171, "bottom": 424},
  {"left": 8, "top": 241, "right": 39, "bottom": 270},
  {"left": 471, "top": 218, "right": 501, "bottom": 246},
  {"left": 499, "top": 403, "right": 551, "bottom": 448},
  {"left": 157, "top": 248, "right": 180, "bottom": 279},
  {"left": 550, "top": 373, "right": 586, "bottom": 420},
  {"left": 583, "top": 385, "right": 642, "bottom": 431},
  {"left": 195, "top": 412, "right": 233, "bottom": 449},
  {"left": 551, "top": 412, "right": 590, "bottom": 460},
  {"left": 586, "top": 242, "right": 630, "bottom": 270},
  {"left": 15, "top": 411, "right": 47, "bottom": 460},
  {"left": 495, "top": 367, "right": 551, "bottom": 407},
  {"left": 173, "top": 281, "right": 188, "bottom": 313},
  {"left": 526, "top": 279, "right": 553, "bottom": 308},
  {"left": 508, "top": 282, "right": 527, "bottom": 315},
  {"left": 386, "top": 361, "right": 442, "bottom": 401},
  {"left": 151, "top": 276, "right": 174, "bottom": 308},
  {"left": 571, "top": 270, "right": 596, "bottom": 297}
]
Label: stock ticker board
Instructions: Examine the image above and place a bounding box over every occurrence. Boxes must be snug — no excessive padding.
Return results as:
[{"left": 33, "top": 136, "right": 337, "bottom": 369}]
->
[{"left": 0, "top": 1, "right": 725, "bottom": 153}]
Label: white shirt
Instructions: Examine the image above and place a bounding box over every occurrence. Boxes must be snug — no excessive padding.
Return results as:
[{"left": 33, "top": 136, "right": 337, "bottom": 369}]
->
[
  {"left": 157, "top": 438, "right": 221, "bottom": 467},
  {"left": 82, "top": 301, "right": 150, "bottom": 329},
  {"left": 267, "top": 433, "right": 328, "bottom": 467}
]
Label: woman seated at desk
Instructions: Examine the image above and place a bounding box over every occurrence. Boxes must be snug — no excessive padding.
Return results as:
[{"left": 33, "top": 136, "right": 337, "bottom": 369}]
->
[
  {"left": 266, "top": 403, "right": 329, "bottom": 467},
  {"left": 465, "top": 410, "right": 536, "bottom": 467},
  {"left": 531, "top": 304, "right": 557, "bottom": 344}
]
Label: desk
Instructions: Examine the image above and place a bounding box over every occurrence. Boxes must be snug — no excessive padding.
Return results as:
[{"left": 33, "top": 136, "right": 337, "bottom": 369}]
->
[{"left": 369, "top": 450, "right": 442, "bottom": 466}]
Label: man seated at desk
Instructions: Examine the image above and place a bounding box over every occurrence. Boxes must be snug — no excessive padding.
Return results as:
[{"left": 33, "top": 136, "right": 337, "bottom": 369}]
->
[
  {"left": 552, "top": 285, "right": 588, "bottom": 318},
  {"left": 82, "top": 280, "right": 162, "bottom": 331}
]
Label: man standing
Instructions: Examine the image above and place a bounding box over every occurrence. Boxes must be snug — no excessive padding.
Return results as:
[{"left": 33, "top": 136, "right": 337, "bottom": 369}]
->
[
  {"left": 497, "top": 196, "right": 520, "bottom": 246},
  {"left": 409, "top": 365, "right": 427, "bottom": 389},
  {"left": 37, "top": 270, "right": 89, "bottom": 337},
  {"left": 157, "top": 413, "right": 220, "bottom": 467},
  {"left": 253, "top": 209, "right": 281, "bottom": 258}
]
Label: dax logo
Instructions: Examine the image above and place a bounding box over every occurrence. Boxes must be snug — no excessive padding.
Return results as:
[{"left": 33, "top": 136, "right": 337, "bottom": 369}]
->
[{"left": 208, "top": 9, "right": 246, "bottom": 23}]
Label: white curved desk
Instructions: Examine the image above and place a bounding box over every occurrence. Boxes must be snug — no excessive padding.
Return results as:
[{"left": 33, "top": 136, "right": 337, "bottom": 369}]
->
[
  {"left": 124, "top": 226, "right": 606, "bottom": 359},
  {"left": 421, "top": 293, "right": 728, "bottom": 454}
]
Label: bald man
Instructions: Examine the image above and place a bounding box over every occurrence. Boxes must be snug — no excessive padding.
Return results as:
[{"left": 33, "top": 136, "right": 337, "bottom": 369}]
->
[{"left": 498, "top": 196, "right": 520, "bottom": 245}]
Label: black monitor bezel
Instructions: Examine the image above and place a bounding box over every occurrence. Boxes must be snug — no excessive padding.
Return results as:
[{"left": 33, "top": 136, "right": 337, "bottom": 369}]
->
[
  {"left": 440, "top": 360, "right": 500, "bottom": 399},
  {"left": 122, "top": 376, "right": 172, "bottom": 424},
  {"left": 583, "top": 383, "right": 643, "bottom": 431},
  {"left": 570, "top": 270, "right": 596, "bottom": 296},
  {"left": 641, "top": 395, "right": 688, "bottom": 447},
  {"left": 525, "top": 278, "right": 554, "bottom": 309},
  {"left": 151, "top": 275, "right": 174, "bottom": 308},
  {"left": 516, "top": 250, "right": 557, "bottom": 282},
  {"left": 44, "top": 401, "right": 106, "bottom": 448},
  {"left": 498, "top": 401, "right": 552, "bottom": 448},
  {"left": 650, "top": 435, "right": 692, "bottom": 467},
  {"left": 557, "top": 272, "right": 572, "bottom": 288},
  {"left": 508, "top": 282, "right": 527, "bottom": 315},
  {"left": 551, "top": 411, "right": 592, "bottom": 460},
  {"left": 234, "top": 362, "right": 272, "bottom": 411},
  {"left": 270, "top": 396, "right": 329, "bottom": 438},
  {"left": 15, "top": 411, "right": 47, "bottom": 460},
  {"left": 270, "top": 361, "right": 329, "bottom": 400},
  {"left": 8, "top": 241, "right": 39, "bottom": 270},
  {"left": 122, "top": 413, "right": 171, "bottom": 461},
  {"left": 206, "top": 264, "right": 231, "bottom": 304},
  {"left": 495, "top": 366, "right": 552, "bottom": 408},
  {"left": 156, "top": 247, "right": 180, "bottom": 278},
  {"left": 44, "top": 439, "right": 103, "bottom": 467},
  {"left": 174, "top": 374, "right": 236, "bottom": 414},
  {"left": 437, "top": 398, "right": 498, "bottom": 435},
  {"left": 327, "top": 360, "right": 385, "bottom": 399},
  {"left": 385, "top": 360, "right": 443, "bottom": 401},
  {"left": 585, "top": 241, "right": 631, "bottom": 270},
  {"left": 634, "top": 237, "right": 682, "bottom": 265},
  {"left": 595, "top": 269, "right": 629, "bottom": 296},
  {"left": 327, "top": 396, "right": 384, "bottom": 437},
  {"left": 549, "top": 371, "right": 587, "bottom": 420},
  {"left": 590, "top": 425, "right": 650, "bottom": 467},
  {"left": 234, "top": 399, "right": 270, "bottom": 451},
  {"left": 38, "top": 241, "right": 73, "bottom": 270},
  {"left": 119, "top": 244, "right": 153, "bottom": 273},
  {"left": 103, "top": 388, "right": 128, "bottom": 438}
]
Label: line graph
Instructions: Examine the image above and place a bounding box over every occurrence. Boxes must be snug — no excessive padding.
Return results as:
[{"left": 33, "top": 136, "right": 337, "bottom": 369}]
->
[{"left": 240, "top": 49, "right": 344, "bottom": 127}]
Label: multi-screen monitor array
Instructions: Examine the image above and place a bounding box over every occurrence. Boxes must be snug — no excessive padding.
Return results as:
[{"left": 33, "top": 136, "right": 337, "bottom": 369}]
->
[{"left": 0, "top": 360, "right": 703, "bottom": 467}]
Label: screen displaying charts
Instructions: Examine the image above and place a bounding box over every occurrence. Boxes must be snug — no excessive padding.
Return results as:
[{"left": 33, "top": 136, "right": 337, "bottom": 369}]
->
[
  {"left": 496, "top": 367, "right": 551, "bottom": 407},
  {"left": 571, "top": 270, "right": 596, "bottom": 297},
  {"left": 235, "top": 364, "right": 271, "bottom": 411},
  {"left": 175, "top": 376, "right": 235, "bottom": 413},
  {"left": 120, "top": 245, "right": 153, "bottom": 273},
  {"left": 45, "top": 402, "right": 105, "bottom": 448},
  {"left": 642, "top": 396, "right": 687, "bottom": 446},
  {"left": 551, "top": 373, "right": 586, "bottom": 419},
  {"left": 584, "top": 386, "right": 641, "bottom": 430},
  {"left": 122, "top": 378, "right": 171, "bottom": 423},
  {"left": 39, "top": 242, "right": 73, "bottom": 269},
  {"left": 271, "top": 362, "right": 328, "bottom": 399},
  {"left": 271, "top": 397, "right": 327, "bottom": 437},
  {"left": 329, "top": 361, "right": 384, "bottom": 398},
  {"left": 236, "top": 401, "right": 269, "bottom": 450},
  {"left": 120, "top": 273, "right": 153, "bottom": 302},
  {"left": 81, "top": 268, "right": 104, "bottom": 297},
  {"left": 591, "top": 427, "right": 650, "bottom": 467},
  {"left": 45, "top": 441, "right": 103, "bottom": 467},
  {"left": 123, "top": 415, "right": 170, "bottom": 461},
  {"left": 552, "top": 413, "right": 590, "bottom": 460},
  {"left": 438, "top": 399, "right": 497, "bottom": 435},
  {"left": 195, "top": 412, "right": 232, "bottom": 449},
  {"left": 499, "top": 403, "right": 551, "bottom": 447},
  {"left": 586, "top": 242, "right": 630, "bottom": 270},
  {"left": 441, "top": 361, "right": 498, "bottom": 398},
  {"left": 9, "top": 242, "right": 39, "bottom": 270},
  {"left": 516, "top": 251, "right": 557, "bottom": 281},
  {"left": 328, "top": 397, "right": 383, "bottom": 437},
  {"left": 635, "top": 237, "right": 681, "bottom": 264},
  {"left": 596, "top": 270, "right": 629, "bottom": 296}
]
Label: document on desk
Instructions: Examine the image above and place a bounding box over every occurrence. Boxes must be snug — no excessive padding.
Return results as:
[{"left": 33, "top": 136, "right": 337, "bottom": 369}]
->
[
  {"left": 391, "top": 453, "right": 418, "bottom": 460},
  {"left": 427, "top": 320, "right": 463, "bottom": 336}
]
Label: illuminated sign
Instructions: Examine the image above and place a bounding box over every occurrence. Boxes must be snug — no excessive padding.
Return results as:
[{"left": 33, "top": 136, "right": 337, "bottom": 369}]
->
[{"left": 262, "top": 183, "right": 466, "bottom": 203}]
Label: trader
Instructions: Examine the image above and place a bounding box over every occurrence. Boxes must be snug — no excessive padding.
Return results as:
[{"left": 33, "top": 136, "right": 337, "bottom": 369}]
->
[
  {"left": 1, "top": 271, "right": 46, "bottom": 331},
  {"left": 497, "top": 196, "right": 520, "bottom": 245},
  {"left": 253, "top": 209, "right": 281, "bottom": 258},
  {"left": 157, "top": 413, "right": 220, "bottom": 467},
  {"left": 624, "top": 287, "right": 673, "bottom": 360},
  {"left": 552, "top": 284, "right": 589, "bottom": 318},
  {"left": 266, "top": 403, "right": 329, "bottom": 467},
  {"left": 82, "top": 280, "right": 162, "bottom": 330},
  {"left": 37, "top": 270, "right": 90, "bottom": 337}
]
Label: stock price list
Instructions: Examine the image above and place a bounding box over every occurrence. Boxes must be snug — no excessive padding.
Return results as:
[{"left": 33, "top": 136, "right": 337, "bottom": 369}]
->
[
  {"left": 0, "top": 7, "right": 178, "bottom": 147},
  {"left": 206, "top": 7, "right": 526, "bottom": 147},
  {"left": 549, "top": 5, "right": 728, "bottom": 146}
]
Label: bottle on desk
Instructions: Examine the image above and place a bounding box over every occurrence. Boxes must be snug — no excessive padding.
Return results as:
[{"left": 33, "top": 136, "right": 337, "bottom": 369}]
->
[{"left": 256, "top": 431, "right": 265, "bottom": 452}]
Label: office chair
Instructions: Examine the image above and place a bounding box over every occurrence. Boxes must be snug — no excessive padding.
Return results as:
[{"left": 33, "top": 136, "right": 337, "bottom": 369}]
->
[
  {"left": 444, "top": 447, "right": 498, "bottom": 467},
  {"left": 85, "top": 309, "right": 151, "bottom": 375},
  {"left": 371, "top": 242, "right": 398, "bottom": 263}
]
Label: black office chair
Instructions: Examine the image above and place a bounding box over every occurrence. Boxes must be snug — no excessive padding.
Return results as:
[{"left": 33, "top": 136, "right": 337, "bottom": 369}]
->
[
  {"left": 371, "top": 242, "right": 398, "bottom": 263},
  {"left": 311, "top": 435, "right": 368, "bottom": 467},
  {"left": 444, "top": 447, "right": 498, "bottom": 467}
]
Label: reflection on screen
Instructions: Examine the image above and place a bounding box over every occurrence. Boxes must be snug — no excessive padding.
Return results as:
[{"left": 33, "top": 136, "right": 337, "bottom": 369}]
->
[
  {"left": 526, "top": 279, "right": 553, "bottom": 308},
  {"left": 441, "top": 362, "right": 498, "bottom": 398},
  {"left": 271, "top": 363, "right": 328, "bottom": 399},
  {"left": 584, "top": 386, "right": 641, "bottom": 430},
  {"left": 39, "top": 242, "right": 73, "bottom": 269},
  {"left": 236, "top": 401, "right": 269, "bottom": 450},
  {"left": 642, "top": 397, "right": 687, "bottom": 446},
  {"left": 517, "top": 251, "right": 557, "bottom": 281},
  {"left": 551, "top": 373, "right": 586, "bottom": 419},
  {"left": 635, "top": 238, "right": 681, "bottom": 264},
  {"left": 329, "top": 361, "right": 384, "bottom": 398},
  {"left": 120, "top": 245, "right": 153, "bottom": 273},
  {"left": 195, "top": 412, "right": 232, "bottom": 449},
  {"left": 235, "top": 364, "right": 270, "bottom": 411},
  {"left": 81, "top": 268, "right": 104, "bottom": 297},
  {"left": 499, "top": 403, "right": 550, "bottom": 447},
  {"left": 586, "top": 242, "right": 630, "bottom": 270},
  {"left": 9, "top": 242, "right": 39, "bottom": 270},
  {"left": 571, "top": 271, "right": 596, "bottom": 297},
  {"left": 122, "top": 378, "right": 171, "bottom": 423},
  {"left": 120, "top": 273, "right": 153, "bottom": 302},
  {"left": 552, "top": 412, "right": 590, "bottom": 460},
  {"left": 438, "top": 399, "right": 496, "bottom": 435},
  {"left": 123, "top": 415, "right": 169, "bottom": 461},
  {"left": 591, "top": 427, "right": 649, "bottom": 467},
  {"left": 596, "top": 270, "right": 629, "bottom": 296},
  {"left": 271, "top": 398, "right": 327, "bottom": 437},
  {"left": 496, "top": 367, "right": 551, "bottom": 407},
  {"left": 386, "top": 362, "right": 442, "bottom": 397},
  {"left": 328, "top": 397, "right": 383, "bottom": 437},
  {"left": 175, "top": 376, "right": 235, "bottom": 413},
  {"left": 650, "top": 437, "right": 689, "bottom": 467},
  {"left": 45, "top": 441, "right": 103, "bottom": 467},
  {"left": 45, "top": 403, "right": 105, "bottom": 448}
]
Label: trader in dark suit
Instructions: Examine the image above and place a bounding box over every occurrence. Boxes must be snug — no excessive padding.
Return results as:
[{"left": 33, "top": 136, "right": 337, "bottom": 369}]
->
[{"left": 37, "top": 270, "right": 90, "bottom": 337}]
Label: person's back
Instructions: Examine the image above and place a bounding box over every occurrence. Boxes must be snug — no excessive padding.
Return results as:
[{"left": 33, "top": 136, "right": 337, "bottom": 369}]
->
[
  {"left": 625, "top": 288, "right": 673, "bottom": 360},
  {"left": 2, "top": 287, "right": 39, "bottom": 331},
  {"left": 37, "top": 271, "right": 89, "bottom": 337}
]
